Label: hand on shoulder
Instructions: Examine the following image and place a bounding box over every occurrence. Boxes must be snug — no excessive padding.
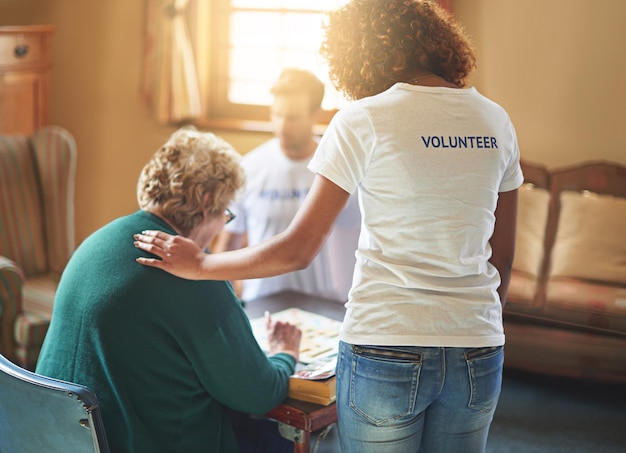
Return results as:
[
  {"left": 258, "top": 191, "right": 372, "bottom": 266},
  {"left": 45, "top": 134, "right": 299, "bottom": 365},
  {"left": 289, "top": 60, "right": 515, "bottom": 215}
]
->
[{"left": 134, "top": 230, "right": 207, "bottom": 280}]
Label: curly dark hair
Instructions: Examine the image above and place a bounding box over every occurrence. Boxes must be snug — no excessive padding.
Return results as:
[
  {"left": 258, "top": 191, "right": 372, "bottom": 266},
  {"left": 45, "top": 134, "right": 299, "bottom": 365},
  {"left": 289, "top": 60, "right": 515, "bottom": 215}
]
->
[{"left": 320, "top": 0, "right": 477, "bottom": 100}]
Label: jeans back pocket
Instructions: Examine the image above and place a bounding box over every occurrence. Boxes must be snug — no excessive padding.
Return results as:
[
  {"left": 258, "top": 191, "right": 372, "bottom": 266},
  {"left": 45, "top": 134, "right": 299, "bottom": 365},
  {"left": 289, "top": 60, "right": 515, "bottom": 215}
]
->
[
  {"left": 349, "top": 345, "right": 423, "bottom": 425},
  {"left": 465, "top": 346, "right": 503, "bottom": 413}
]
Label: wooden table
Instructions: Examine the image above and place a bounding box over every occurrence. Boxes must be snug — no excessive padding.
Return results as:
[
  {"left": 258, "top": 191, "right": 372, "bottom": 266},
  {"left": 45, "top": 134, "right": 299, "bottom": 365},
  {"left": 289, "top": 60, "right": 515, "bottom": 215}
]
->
[
  {"left": 265, "top": 398, "right": 338, "bottom": 453},
  {"left": 243, "top": 290, "right": 346, "bottom": 321},
  {"left": 245, "top": 291, "right": 345, "bottom": 453}
]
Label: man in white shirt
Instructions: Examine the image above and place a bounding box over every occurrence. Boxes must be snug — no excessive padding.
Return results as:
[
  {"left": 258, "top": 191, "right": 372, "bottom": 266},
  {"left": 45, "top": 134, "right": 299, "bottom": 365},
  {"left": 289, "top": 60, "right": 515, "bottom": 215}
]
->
[{"left": 213, "top": 68, "right": 360, "bottom": 303}]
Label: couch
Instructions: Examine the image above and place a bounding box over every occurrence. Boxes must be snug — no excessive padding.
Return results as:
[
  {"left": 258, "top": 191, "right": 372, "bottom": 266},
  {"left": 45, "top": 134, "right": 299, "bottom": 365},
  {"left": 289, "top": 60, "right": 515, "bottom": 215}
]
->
[
  {"left": 503, "top": 160, "right": 626, "bottom": 383},
  {"left": 0, "top": 126, "right": 76, "bottom": 370}
]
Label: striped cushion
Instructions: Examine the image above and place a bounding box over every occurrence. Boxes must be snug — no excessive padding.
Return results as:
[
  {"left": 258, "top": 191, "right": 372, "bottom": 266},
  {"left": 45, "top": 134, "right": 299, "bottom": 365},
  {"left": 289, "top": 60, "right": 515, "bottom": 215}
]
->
[
  {"left": 0, "top": 136, "right": 47, "bottom": 276},
  {"left": 13, "top": 344, "right": 43, "bottom": 370},
  {"left": 13, "top": 274, "right": 59, "bottom": 368},
  {"left": 31, "top": 127, "right": 77, "bottom": 276},
  {"left": 0, "top": 257, "right": 24, "bottom": 359}
]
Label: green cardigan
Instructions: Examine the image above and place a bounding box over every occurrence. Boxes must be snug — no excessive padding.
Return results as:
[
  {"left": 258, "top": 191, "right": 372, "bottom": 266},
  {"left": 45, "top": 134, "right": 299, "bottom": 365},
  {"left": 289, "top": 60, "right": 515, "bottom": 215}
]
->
[{"left": 36, "top": 210, "right": 295, "bottom": 452}]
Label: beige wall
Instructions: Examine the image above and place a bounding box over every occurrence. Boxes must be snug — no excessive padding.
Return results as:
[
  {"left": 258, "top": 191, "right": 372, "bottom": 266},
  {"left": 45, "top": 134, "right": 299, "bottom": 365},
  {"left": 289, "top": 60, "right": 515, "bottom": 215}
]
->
[
  {"left": 455, "top": 0, "right": 626, "bottom": 167},
  {"left": 2, "top": 0, "right": 625, "bottom": 244}
]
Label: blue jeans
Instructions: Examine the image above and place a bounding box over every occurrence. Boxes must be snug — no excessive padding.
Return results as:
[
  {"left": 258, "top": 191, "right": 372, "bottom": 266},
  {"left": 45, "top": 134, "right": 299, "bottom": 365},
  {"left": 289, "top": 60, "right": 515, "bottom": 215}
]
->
[{"left": 336, "top": 341, "right": 503, "bottom": 453}]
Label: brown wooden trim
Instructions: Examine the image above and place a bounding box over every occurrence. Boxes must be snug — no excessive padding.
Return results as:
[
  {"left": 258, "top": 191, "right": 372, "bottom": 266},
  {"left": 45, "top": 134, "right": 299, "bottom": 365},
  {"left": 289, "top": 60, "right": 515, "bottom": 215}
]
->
[
  {"left": 0, "top": 25, "right": 55, "bottom": 34},
  {"left": 192, "top": 117, "right": 328, "bottom": 136}
]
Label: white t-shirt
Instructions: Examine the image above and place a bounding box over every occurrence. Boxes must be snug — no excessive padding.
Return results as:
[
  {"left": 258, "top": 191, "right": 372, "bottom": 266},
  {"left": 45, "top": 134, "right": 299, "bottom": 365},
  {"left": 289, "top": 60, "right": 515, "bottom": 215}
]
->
[
  {"left": 308, "top": 83, "right": 524, "bottom": 347},
  {"left": 226, "top": 137, "right": 361, "bottom": 302}
]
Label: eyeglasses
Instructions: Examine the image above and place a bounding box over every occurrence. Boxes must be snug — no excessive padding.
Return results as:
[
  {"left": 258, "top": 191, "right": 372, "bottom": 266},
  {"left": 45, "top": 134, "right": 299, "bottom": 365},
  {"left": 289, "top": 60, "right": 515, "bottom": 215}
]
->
[{"left": 224, "top": 208, "right": 236, "bottom": 225}]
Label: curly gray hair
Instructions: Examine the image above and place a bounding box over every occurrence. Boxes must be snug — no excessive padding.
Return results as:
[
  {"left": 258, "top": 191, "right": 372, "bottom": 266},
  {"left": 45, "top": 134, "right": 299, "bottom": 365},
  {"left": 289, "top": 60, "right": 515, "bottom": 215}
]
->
[{"left": 137, "top": 127, "right": 245, "bottom": 236}]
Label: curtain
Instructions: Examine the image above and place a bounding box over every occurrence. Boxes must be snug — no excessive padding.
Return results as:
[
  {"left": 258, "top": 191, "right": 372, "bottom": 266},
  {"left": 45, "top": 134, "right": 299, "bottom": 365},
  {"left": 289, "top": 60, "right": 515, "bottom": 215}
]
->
[{"left": 142, "top": 0, "right": 202, "bottom": 124}]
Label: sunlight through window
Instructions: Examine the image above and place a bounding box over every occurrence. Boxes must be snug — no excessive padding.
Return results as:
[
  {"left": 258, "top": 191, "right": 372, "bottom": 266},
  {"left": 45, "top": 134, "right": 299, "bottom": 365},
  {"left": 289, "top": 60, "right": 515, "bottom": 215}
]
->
[{"left": 227, "top": 1, "right": 350, "bottom": 111}]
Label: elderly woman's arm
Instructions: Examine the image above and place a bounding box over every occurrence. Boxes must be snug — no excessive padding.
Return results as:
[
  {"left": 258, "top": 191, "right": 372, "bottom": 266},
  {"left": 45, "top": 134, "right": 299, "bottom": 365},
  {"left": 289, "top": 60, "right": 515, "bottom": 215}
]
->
[{"left": 134, "top": 174, "right": 350, "bottom": 281}]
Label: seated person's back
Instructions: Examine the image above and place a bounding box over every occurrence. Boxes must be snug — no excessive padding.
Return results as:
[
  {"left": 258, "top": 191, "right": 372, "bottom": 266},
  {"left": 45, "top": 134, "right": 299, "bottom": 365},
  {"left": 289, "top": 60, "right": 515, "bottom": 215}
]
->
[{"left": 36, "top": 127, "right": 301, "bottom": 452}]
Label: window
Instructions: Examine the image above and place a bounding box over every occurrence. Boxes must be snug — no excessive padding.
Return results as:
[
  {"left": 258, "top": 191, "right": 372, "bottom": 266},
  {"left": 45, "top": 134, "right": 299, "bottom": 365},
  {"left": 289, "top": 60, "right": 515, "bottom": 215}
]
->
[
  {"left": 192, "top": 0, "right": 453, "bottom": 131},
  {"left": 196, "top": 0, "right": 349, "bottom": 131}
]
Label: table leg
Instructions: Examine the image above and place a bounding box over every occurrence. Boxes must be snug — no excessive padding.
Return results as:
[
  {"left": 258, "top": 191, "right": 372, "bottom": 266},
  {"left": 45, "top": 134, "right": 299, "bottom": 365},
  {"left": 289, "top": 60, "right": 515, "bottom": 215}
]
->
[
  {"left": 278, "top": 422, "right": 311, "bottom": 452},
  {"left": 294, "top": 430, "right": 310, "bottom": 453}
]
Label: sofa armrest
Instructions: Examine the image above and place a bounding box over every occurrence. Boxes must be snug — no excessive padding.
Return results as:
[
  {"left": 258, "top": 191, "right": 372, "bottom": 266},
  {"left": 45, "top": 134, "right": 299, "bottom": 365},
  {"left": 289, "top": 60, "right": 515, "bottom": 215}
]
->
[{"left": 0, "top": 256, "right": 25, "bottom": 362}]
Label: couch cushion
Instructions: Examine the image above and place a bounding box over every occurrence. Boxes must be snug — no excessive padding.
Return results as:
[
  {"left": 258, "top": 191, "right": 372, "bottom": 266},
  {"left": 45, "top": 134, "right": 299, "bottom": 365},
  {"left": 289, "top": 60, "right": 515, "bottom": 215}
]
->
[
  {"left": 506, "top": 184, "right": 551, "bottom": 311},
  {"left": 31, "top": 127, "right": 77, "bottom": 276},
  {"left": 550, "top": 191, "right": 626, "bottom": 284},
  {"left": 506, "top": 271, "right": 541, "bottom": 310},
  {"left": 503, "top": 320, "right": 626, "bottom": 382},
  {"left": 545, "top": 277, "right": 626, "bottom": 335},
  {"left": 513, "top": 183, "right": 550, "bottom": 277},
  {"left": 0, "top": 256, "right": 24, "bottom": 357},
  {"left": 0, "top": 136, "right": 47, "bottom": 277},
  {"left": 13, "top": 274, "right": 58, "bottom": 368}
]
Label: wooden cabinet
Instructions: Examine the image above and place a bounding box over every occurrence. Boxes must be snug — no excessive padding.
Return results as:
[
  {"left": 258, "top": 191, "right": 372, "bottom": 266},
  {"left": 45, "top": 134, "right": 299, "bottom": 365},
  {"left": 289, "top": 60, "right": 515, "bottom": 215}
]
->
[{"left": 0, "top": 25, "right": 54, "bottom": 135}]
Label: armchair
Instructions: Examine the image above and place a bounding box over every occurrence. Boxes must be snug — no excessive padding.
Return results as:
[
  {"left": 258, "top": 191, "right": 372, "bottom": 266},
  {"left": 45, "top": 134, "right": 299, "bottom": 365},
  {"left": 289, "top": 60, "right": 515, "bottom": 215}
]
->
[{"left": 0, "top": 126, "right": 76, "bottom": 370}]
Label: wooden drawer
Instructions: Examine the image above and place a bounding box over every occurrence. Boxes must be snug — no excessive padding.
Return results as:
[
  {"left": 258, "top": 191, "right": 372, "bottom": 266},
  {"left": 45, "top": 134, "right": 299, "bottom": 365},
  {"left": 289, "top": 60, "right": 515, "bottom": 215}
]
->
[
  {"left": 0, "top": 26, "right": 54, "bottom": 70},
  {"left": 0, "top": 25, "right": 53, "bottom": 134}
]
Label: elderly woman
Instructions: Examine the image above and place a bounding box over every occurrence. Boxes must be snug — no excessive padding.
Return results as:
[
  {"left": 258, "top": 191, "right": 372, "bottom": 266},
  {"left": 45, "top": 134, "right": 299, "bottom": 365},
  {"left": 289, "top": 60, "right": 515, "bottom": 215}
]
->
[{"left": 36, "top": 127, "right": 301, "bottom": 452}]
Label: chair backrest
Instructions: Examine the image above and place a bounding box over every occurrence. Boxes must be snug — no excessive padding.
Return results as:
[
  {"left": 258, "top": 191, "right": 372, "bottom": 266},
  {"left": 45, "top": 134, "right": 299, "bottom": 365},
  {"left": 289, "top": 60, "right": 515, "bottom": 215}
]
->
[
  {"left": 0, "top": 126, "right": 76, "bottom": 278},
  {"left": 0, "top": 353, "right": 109, "bottom": 453}
]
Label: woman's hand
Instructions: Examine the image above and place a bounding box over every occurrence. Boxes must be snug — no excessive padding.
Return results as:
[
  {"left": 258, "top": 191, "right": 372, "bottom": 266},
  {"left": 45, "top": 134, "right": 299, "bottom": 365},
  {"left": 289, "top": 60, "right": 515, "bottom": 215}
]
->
[
  {"left": 265, "top": 311, "right": 302, "bottom": 362},
  {"left": 134, "top": 230, "right": 207, "bottom": 280},
  {"left": 134, "top": 176, "right": 350, "bottom": 283}
]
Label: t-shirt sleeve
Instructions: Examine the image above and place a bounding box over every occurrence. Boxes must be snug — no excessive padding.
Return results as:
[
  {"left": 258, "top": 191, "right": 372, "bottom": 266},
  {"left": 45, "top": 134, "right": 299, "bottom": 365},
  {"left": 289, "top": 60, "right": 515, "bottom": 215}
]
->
[
  {"left": 499, "top": 119, "right": 524, "bottom": 192},
  {"left": 308, "top": 105, "right": 374, "bottom": 195}
]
